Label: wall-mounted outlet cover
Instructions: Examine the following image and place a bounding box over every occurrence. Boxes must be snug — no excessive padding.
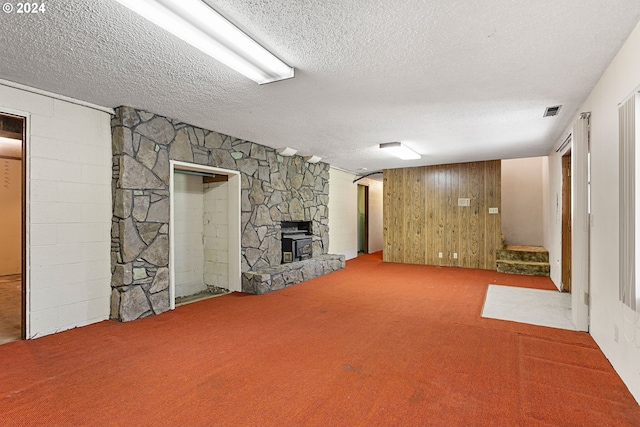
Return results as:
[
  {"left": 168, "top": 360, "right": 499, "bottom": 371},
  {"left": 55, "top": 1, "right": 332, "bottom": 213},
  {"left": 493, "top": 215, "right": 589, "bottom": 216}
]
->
[
  {"left": 453, "top": 253, "right": 458, "bottom": 259},
  {"left": 489, "top": 207, "right": 499, "bottom": 214},
  {"left": 438, "top": 252, "right": 443, "bottom": 258},
  {"left": 458, "top": 198, "right": 470, "bottom": 207}
]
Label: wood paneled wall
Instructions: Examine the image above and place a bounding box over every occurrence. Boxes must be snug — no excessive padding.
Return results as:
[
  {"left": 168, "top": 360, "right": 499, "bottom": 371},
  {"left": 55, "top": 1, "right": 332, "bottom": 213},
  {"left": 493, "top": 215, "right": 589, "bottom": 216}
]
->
[{"left": 383, "top": 160, "right": 501, "bottom": 270}]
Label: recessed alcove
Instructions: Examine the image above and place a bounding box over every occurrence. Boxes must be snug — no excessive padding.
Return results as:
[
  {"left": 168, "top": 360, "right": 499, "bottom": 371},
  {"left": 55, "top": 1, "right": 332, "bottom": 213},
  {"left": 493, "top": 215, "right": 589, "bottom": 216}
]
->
[{"left": 169, "top": 161, "right": 241, "bottom": 310}]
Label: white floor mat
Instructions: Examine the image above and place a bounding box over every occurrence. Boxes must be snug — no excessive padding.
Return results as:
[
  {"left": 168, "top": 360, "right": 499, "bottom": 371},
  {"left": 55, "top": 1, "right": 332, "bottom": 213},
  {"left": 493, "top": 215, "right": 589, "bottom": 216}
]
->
[{"left": 482, "top": 284, "right": 576, "bottom": 331}]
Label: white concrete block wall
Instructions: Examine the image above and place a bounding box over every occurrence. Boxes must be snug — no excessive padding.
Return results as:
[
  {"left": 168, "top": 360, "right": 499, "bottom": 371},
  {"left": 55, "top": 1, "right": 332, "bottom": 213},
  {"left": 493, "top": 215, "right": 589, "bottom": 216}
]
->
[
  {"left": 328, "top": 168, "right": 359, "bottom": 260},
  {"left": 502, "top": 157, "right": 545, "bottom": 246},
  {"left": 173, "top": 173, "right": 206, "bottom": 297},
  {"left": 0, "top": 83, "right": 112, "bottom": 338},
  {"left": 203, "top": 181, "right": 229, "bottom": 289},
  {"left": 328, "top": 169, "right": 385, "bottom": 260},
  {"left": 544, "top": 20, "right": 640, "bottom": 403}
]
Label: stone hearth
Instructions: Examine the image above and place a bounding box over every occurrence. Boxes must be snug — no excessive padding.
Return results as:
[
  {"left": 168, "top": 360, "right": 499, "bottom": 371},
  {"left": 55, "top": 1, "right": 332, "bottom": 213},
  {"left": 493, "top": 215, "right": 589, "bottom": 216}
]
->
[{"left": 242, "top": 254, "right": 345, "bottom": 295}]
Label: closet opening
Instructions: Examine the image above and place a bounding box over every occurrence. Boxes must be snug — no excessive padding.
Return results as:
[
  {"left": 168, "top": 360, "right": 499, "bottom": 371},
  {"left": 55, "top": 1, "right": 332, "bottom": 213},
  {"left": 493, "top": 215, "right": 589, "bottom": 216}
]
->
[
  {"left": 169, "top": 161, "right": 241, "bottom": 309},
  {"left": 0, "top": 112, "right": 25, "bottom": 344}
]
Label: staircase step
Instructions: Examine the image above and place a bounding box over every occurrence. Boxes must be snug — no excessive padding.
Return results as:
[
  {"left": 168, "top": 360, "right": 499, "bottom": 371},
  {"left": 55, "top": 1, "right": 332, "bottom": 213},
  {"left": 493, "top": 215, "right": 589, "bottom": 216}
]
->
[
  {"left": 496, "top": 245, "right": 549, "bottom": 263},
  {"left": 496, "top": 260, "right": 550, "bottom": 277}
]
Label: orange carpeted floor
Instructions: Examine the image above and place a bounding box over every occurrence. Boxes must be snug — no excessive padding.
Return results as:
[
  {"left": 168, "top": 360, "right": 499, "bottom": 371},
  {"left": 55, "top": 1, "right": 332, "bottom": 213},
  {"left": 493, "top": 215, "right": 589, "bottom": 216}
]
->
[{"left": 1, "top": 252, "right": 638, "bottom": 426}]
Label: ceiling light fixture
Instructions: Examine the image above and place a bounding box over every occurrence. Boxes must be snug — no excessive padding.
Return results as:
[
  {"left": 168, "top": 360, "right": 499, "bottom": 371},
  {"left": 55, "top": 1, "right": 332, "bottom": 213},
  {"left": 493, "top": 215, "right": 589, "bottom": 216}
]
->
[
  {"left": 277, "top": 147, "right": 297, "bottom": 156},
  {"left": 114, "top": 0, "right": 294, "bottom": 84},
  {"left": 304, "top": 155, "right": 322, "bottom": 164},
  {"left": 0, "top": 136, "right": 22, "bottom": 159},
  {"left": 379, "top": 142, "right": 421, "bottom": 160}
]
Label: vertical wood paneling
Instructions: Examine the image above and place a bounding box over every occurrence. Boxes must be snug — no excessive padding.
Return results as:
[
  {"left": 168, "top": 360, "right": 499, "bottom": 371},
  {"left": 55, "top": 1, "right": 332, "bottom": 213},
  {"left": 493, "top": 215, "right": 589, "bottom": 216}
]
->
[
  {"left": 437, "top": 166, "right": 445, "bottom": 265},
  {"left": 459, "top": 162, "right": 469, "bottom": 268},
  {"left": 411, "top": 167, "right": 425, "bottom": 264},
  {"left": 450, "top": 164, "right": 459, "bottom": 266},
  {"left": 468, "top": 162, "right": 480, "bottom": 268},
  {"left": 444, "top": 166, "right": 452, "bottom": 265},
  {"left": 383, "top": 160, "right": 501, "bottom": 270},
  {"left": 402, "top": 169, "right": 411, "bottom": 263},
  {"left": 393, "top": 168, "right": 404, "bottom": 263},
  {"left": 425, "top": 167, "right": 436, "bottom": 265},
  {"left": 477, "top": 162, "right": 486, "bottom": 268}
]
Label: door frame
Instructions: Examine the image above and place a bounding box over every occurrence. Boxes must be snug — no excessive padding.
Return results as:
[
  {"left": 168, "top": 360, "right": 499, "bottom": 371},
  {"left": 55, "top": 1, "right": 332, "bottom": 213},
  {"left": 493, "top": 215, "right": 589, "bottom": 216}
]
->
[
  {"left": 570, "top": 115, "right": 591, "bottom": 331},
  {"left": 561, "top": 150, "right": 572, "bottom": 292},
  {"left": 357, "top": 184, "right": 369, "bottom": 254},
  {"left": 0, "top": 108, "right": 30, "bottom": 339},
  {"left": 169, "top": 160, "right": 241, "bottom": 310}
]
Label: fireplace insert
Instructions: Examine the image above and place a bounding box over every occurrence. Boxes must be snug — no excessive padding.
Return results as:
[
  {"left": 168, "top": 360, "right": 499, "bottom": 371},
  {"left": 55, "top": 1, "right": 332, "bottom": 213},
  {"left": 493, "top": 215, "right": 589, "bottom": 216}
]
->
[{"left": 281, "top": 221, "right": 312, "bottom": 263}]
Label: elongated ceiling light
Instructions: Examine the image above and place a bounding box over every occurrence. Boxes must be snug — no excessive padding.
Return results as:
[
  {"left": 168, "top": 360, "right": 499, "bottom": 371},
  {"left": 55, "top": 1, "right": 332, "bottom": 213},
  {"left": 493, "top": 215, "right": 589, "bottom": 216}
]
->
[
  {"left": 114, "top": 0, "right": 294, "bottom": 84},
  {"left": 0, "top": 136, "right": 22, "bottom": 159},
  {"left": 379, "top": 142, "right": 421, "bottom": 160}
]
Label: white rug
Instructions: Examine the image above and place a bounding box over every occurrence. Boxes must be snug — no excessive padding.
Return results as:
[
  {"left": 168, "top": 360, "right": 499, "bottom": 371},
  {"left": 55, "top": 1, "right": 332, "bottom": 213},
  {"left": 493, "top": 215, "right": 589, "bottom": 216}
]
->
[{"left": 482, "top": 284, "right": 576, "bottom": 330}]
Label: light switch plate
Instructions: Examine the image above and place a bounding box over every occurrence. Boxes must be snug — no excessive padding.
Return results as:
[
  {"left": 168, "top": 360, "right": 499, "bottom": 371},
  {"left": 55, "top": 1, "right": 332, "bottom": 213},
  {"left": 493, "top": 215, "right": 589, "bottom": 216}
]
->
[
  {"left": 458, "top": 198, "right": 470, "bottom": 207},
  {"left": 489, "top": 207, "right": 499, "bottom": 214}
]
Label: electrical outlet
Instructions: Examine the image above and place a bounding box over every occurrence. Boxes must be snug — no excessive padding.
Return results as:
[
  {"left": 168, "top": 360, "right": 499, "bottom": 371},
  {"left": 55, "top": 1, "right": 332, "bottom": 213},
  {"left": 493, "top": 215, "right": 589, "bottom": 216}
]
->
[
  {"left": 438, "top": 252, "right": 443, "bottom": 259},
  {"left": 489, "top": 207, "right": 499, "bottom": 214},
  {"left": 614, "top": 325, "right": 619, "bottom": 343},
  {"left": 453, "top": 253, "right": 458, "bottom": 259}
]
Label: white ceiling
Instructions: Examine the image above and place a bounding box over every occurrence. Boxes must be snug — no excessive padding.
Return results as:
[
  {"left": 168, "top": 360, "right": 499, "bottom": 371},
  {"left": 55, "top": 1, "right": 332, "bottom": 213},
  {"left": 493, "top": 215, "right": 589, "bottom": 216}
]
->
[{"left": 1, "top": 1, "right": 640, "bottom": 173}]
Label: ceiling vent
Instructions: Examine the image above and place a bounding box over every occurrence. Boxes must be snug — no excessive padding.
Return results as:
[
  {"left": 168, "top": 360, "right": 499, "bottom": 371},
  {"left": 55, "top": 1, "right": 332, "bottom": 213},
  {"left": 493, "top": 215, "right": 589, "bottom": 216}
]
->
[{"left": 543, "top": 105, "right": 562, "bottom": 117}]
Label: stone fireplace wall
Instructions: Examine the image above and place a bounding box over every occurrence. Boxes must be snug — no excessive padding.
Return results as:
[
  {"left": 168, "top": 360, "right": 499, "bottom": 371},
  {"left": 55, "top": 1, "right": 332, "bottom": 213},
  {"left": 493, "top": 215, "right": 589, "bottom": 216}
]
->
[{"left": 110, "top": 106, "right": 330, "bottom": 321}]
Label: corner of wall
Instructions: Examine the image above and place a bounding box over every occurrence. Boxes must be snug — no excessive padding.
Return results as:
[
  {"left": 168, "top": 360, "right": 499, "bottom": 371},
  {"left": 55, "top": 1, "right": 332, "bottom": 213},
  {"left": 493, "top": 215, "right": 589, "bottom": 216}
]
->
[{"left": 0, "top": 84, "right": 113, "bottom": 338}]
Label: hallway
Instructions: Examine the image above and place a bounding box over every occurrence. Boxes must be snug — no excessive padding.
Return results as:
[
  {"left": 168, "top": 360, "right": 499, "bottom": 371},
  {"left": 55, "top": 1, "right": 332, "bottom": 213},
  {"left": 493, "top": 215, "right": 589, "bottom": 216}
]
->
[{"left": 0, "top": 274, "right": 21, "bottom": 344}]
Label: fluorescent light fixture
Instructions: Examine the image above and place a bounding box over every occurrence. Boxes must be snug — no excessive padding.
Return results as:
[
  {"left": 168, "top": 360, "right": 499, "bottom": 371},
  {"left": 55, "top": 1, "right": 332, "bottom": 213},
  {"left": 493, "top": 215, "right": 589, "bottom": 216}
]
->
[
  {"left": 277, "top": 147, "right": 297, "bottom": 156},
  {"left": 114, "top": 0, "right": 294, "bottom": 84},
  {"left": 304, "top": 155, "right": 322, "bottom": 164},
  {"left": 379, "top": 142, "right": 421, "bottom": 160},
  {"left": 0, "top": 136, "right": 22, "bottom": 159}
]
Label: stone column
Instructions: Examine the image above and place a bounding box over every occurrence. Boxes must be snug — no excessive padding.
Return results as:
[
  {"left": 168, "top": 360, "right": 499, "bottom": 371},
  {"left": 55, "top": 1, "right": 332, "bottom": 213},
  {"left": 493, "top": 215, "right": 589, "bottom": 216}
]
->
[{"left": 110, "top": 107, "right": 172, "bottom": 321}]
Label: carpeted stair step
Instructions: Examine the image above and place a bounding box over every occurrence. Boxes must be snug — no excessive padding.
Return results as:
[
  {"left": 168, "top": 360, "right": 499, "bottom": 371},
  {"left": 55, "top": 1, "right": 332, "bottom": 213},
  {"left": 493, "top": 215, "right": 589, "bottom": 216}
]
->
[
  {"left": 495, "top": 245, "right": 550, "bottom": 277},
  {"left": 496, "top": 245, "right": 549, "bottom": 263},
  {"left": 496, "top": 260, "right": 551, "bottom": 276}
]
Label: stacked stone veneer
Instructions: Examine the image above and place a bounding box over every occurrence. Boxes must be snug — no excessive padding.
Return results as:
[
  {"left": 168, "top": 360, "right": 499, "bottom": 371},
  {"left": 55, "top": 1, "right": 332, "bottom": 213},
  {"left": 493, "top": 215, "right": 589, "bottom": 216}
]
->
[
  {"left": 110, "top": 106, "right": 334, "bottom": 321},
  {"left": 243, "top": 254, "right": 345, "bottom": 295}
]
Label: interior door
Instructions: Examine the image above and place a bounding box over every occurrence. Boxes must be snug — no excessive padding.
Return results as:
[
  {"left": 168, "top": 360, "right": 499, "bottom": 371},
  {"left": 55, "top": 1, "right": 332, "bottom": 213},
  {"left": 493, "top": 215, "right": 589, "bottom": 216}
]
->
[{"left": 562, "top": 152, "right": 572, "bottom": 292}]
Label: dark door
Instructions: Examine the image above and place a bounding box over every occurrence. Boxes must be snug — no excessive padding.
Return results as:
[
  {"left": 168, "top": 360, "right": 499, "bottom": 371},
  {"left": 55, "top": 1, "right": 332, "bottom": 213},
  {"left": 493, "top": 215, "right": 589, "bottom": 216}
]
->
[{"left": 561, "top": 151, "right": 572, "bottom": 293}]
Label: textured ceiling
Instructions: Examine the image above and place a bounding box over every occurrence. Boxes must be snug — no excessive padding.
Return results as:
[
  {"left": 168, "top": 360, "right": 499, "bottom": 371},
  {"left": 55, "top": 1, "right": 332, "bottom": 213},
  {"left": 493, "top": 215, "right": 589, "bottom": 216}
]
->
[{"left": 1, "top": 1, "right": 640, "bottom": 173}]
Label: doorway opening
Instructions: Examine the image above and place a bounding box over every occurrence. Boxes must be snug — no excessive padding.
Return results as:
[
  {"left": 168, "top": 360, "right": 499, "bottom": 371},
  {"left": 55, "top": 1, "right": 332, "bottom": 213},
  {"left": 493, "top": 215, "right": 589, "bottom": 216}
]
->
[
  {"left": 357, "top": 184, "right": 369, "bottom": 255},
  {"left": 561, "top": 150, "right": 572, "bottom": 293},
  {"left": 0, "top": 112, "right": 25, "bottom": 344},
  {"left": 169, "top": 161, "right": 241, "bottom": 310}
]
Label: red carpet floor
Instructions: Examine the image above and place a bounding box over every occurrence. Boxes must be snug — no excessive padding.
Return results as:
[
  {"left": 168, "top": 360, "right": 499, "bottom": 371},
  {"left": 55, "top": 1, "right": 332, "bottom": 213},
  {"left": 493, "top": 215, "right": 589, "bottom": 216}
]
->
[{"left": 0, "top": 252, "right": 638, "bottom": 426}]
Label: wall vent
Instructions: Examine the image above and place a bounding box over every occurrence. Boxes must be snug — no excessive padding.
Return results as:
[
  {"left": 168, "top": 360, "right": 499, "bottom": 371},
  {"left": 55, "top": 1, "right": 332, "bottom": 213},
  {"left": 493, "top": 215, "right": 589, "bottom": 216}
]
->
[{"left": 543, "top": 105, "right": 562, "bottom": 117}]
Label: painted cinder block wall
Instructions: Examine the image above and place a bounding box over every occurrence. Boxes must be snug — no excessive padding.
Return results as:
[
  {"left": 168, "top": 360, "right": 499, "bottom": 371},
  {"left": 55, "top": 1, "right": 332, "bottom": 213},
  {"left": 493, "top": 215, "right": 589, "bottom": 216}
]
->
[
  {"left": 327, "top": 169, "right": 384, "bottom": 260},
  {"left": 0, "top": 84, "right": 112, "bottom": 338},
  {"left": 501, "top": 157, "right": 545, "bottom": 246},
  {"left": 172, "top": 173, "right": 206, "bottom": 298}
]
